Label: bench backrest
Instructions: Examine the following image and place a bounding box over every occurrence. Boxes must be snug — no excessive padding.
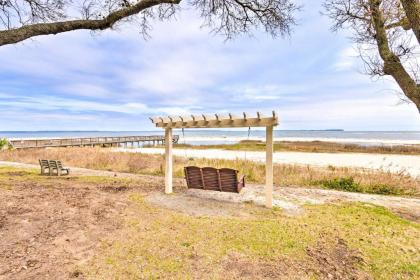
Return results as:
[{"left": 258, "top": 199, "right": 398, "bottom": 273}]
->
[
  {"left": 49, "top": 160, "right": 58, "bottom": 169},
  {"left": 202, "top": 167, "right": 220, "bottom": 191},
  {"left": 219, "top": 168, "right": 239, "bottom": 192},
  {"left": 184, "top": 166, "right": 240, "bottom": 193},
  {"left": 39, "top": 159, "right": 49, "bottom": 168},
  {"left": 56, "top": 161, "right": 64, "bottom": 169},
  {"left": 184, "top": 166, "right": 203, "bottom": 189}
]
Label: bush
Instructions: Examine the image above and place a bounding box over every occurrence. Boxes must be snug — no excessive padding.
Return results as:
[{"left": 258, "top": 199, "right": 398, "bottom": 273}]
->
[
  {"left": 319, "top": 177, "right": 361, "bottom": 192},
  {"left": 0, "top": 138, "right": 10, "bottom": 150},
  {"left": 317, "top": 177, "right": 405, "bottom": 196}
]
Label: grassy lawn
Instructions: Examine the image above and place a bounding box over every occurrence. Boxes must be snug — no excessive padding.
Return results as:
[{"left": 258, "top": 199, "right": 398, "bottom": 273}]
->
[{"left": 86, "top": 194, "right": 420, "bottom": 279}]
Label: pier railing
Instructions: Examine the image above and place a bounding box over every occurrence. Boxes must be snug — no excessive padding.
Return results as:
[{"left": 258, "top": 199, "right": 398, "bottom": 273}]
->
[{"left": 9, "top": 135, "right": 179, "bottom": 149}]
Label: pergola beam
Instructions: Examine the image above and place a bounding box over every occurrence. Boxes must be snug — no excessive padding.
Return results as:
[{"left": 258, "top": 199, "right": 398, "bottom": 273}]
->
[{"left": 151, "top": 112, "right": 278, "bottom": 129}]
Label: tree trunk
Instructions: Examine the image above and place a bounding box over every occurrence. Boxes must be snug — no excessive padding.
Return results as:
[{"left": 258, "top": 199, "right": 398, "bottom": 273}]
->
[
  {"left": 370, "top": 0, "right": 420, "bottom": 112},
  {"left": 401, "top": 0, "right": 420, "bottom": 44}
]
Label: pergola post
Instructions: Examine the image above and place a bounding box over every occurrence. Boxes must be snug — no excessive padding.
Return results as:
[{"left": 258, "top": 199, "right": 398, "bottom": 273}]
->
[
  {"left": 265, "top": 125, "right": 273, "bottom": 208},
  {"left": 165, "top": 127, "right": 173, "bottom": 194}
]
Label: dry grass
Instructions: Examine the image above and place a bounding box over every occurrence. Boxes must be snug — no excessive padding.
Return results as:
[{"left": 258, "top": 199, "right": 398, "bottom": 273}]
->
[
  {"left": 172, "top": 140, "right": 420, "bottom": 155},
  {"left": 0, "top": 147, "right": 418, "bottom": 197}
]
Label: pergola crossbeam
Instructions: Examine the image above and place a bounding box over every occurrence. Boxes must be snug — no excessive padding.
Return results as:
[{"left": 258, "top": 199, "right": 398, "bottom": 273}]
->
[{"left": 151, "top": 111, "right": 278, "bottom": 129}]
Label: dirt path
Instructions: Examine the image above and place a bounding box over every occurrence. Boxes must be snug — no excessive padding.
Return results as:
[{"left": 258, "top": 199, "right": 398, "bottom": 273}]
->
[{"left": 2, "top": 161, "right": 419, "bottom": 221}]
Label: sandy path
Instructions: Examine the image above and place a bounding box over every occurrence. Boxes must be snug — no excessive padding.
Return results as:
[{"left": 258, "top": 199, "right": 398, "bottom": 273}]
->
[
  {"left": 0, "top": 161, "right": 183, "bottom": 184},
  {"left": 118, "top": 148, "right": 420, "bottom": 178},
  {"left": 186, "top": 185, "right": 420, "bottom": 221}
]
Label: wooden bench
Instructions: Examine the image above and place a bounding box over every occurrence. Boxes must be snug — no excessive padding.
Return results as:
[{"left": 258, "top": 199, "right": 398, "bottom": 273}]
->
[
  {"left": 39, "top": 159, "right": 70, "bottom": 176},
  {"left": 184, "top": 166, "right": 245, "bottom": 193}
]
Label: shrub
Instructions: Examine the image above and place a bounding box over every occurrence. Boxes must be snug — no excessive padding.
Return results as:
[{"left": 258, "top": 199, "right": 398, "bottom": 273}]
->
[
  {"left": 317, "top": 177, "right": 406, "bottom": 196},
  {"left": 0, "top": 138, "right": 10, "bottom": 150},
  {"left": 318, "top": 177, "right": 361, "bottom": 192}
]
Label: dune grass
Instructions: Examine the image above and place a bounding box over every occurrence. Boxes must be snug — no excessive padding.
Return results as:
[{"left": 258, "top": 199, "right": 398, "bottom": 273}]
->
[
  {"left": 0, "top": 147, "right": 418, "bottom": 197},
  {"left": 171, "top": 139, "right": 420, "bottom": 155},
  {"left": 85, "top": 194, "right": 420, "bottom": 279}
]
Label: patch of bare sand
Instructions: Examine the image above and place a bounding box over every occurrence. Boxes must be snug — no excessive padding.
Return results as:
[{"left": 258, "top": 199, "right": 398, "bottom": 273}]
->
[
  {"left": 305, "top": 237, "right": 372, "bottom": 280},
  {"left": 146, "top": 192, "right": 258, "bottom": 218},
  {"left": 0, "top": 175, "right": 142, "bottom": 279},
  {"left": 147, "top": 185, "right": 420, "bottom": 222}
]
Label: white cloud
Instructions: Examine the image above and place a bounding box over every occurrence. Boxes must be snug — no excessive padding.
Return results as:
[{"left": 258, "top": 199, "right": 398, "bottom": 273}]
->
[
  {"left": 333, "top": 46, "right": 360, "bottom": 71},
  {"left": 55, "top": 83, "right": 114, "bottom": 98},
  {"left": 0, "top": 93, "right": 192, "bottom": 116}
]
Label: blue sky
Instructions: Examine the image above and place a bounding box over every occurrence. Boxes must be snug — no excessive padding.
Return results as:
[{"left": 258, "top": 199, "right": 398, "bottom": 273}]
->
[{"left": 0, "top": 1, "right": 419, "bottom": 131}]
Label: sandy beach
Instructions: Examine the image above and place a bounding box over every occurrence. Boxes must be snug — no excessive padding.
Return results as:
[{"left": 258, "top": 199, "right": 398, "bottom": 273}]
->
[
  {"left": 116, "top": 147, "right": 420, "bottom": 178},
  {"left": 179, "top": 136, "right": 420, "bottom": 146}
]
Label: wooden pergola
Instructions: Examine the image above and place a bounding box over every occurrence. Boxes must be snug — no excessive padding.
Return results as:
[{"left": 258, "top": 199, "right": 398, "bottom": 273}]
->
[{"left": 150, "top": 111, "right": 279, "bottom": 208}]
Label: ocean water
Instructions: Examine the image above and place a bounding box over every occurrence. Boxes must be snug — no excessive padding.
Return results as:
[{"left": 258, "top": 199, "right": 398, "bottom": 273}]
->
[{"left": 1, "top": 130, "right": 420, "bottom": 146}]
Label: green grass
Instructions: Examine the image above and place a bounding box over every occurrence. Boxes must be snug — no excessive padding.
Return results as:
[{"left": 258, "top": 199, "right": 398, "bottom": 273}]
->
[{"left": 86, "top": 195, "right": 420, "bottom": 279}]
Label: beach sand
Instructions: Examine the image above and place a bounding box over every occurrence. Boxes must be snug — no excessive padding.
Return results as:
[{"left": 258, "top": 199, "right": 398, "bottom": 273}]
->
[{"left": 116, "top": 148, "right": 420, "bottom": 178}]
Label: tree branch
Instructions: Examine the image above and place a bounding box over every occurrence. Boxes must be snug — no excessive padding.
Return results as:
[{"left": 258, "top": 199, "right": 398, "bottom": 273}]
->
[
  {"left": 385, "top": 17, "right": 410, "bottom": 30},
  {"left": 400, "top": 0, "right": 420, "bottom": 44},
  {"left": 369, "top": 0, "right": 420, "bottom": 112},
  {"left": 0, "top": 0, "right": 181, "bottom": 46}
]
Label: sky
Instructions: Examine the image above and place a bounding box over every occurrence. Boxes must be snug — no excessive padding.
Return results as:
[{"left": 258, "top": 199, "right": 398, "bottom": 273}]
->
[{"left": 0, "top": 1, "right": 419, "bottom": 131}]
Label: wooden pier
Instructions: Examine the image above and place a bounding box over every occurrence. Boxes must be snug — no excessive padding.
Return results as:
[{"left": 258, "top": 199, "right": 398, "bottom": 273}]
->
[{"left": 9, "top": 135, "right": 179, "bottom": 149}]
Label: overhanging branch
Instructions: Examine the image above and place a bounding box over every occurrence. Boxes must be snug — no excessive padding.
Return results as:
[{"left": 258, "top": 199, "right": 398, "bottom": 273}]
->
[{"left": 0, "top": 0, "right": 181, "bottom": 46}]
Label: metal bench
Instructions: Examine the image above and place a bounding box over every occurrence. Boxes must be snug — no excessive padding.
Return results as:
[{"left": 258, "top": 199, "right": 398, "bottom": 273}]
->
[
  {"left": 39, "top": 159, "right": 50, "bottom": 175},
  {"left": 49, "top": 160, "right": 70, "bottom": 176},
  {"left": 39, "top": 159, "right": 70, "bottom": 176},
  {"left": 184, "top": 166, "right": 245, "bottom": 193}
]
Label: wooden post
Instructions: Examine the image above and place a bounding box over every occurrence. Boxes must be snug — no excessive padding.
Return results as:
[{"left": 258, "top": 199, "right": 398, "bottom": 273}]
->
[
  {"left": 165, "top": 128, "right": 173, "bottom": 194},
  {"left": 265, "top": 125, "right": 273, "bottom": 208}
]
